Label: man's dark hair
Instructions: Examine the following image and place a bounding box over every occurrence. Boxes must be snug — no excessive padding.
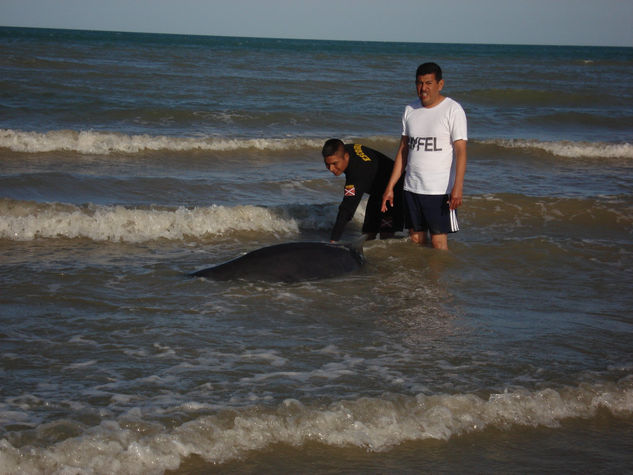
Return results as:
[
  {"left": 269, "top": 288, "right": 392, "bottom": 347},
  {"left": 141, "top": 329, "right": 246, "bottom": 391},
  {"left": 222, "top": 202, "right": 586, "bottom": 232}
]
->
[
  {"left": 416, "top": 62, "right": 442, "bottom": 81},
  {"left": 322, "top": 138, "right": 344, "bottom": 158}
]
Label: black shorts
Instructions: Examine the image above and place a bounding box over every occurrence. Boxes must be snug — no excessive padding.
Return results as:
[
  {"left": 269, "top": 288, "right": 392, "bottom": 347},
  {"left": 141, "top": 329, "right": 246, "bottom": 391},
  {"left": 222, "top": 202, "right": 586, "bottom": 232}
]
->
[
  {"left": 362, "top": 192, "right": 404, "bottom": 234},
  {"left": 404, "top": 191, "right": 459, "bottom": 235}
]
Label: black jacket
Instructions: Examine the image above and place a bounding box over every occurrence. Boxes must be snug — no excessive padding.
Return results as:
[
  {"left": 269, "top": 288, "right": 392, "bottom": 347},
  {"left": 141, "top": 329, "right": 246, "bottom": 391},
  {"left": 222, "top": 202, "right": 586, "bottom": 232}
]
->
[{"left": 331, "top": 144, "right": 396, "bottom": 241}]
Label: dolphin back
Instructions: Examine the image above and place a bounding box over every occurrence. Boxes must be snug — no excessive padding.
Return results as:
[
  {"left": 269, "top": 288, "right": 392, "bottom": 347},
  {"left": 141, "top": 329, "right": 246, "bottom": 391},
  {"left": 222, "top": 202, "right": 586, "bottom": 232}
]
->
[{"left": 191, "top": 241, "right": 364, "bottom": 282}]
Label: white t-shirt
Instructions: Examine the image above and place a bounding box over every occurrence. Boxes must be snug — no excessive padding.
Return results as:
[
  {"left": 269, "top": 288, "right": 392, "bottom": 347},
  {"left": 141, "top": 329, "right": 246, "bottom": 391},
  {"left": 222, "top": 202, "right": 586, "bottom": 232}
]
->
[{"left": 401, "top": 97, "right": 467, "bottom": 195}]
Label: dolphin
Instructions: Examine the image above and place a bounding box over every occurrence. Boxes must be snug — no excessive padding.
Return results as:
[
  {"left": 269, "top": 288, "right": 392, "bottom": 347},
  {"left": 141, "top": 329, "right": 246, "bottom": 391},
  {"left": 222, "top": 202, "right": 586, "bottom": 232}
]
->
[{"left": 190, "top": 239, "right": 365, "bottom": 283}]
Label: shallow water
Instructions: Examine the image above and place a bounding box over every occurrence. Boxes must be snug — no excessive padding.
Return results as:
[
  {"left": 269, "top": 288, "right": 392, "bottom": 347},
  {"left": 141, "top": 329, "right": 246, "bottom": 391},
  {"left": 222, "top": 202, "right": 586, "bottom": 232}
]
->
[{"left": 1, "top": 27, "right": 632, "bottom": 473}]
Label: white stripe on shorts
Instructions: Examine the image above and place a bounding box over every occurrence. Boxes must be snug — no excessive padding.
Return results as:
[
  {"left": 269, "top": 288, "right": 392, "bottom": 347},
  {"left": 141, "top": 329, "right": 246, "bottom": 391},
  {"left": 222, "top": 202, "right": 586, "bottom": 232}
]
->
[{"left": 450, "top": 209, "right": 459, "bottom": 232}]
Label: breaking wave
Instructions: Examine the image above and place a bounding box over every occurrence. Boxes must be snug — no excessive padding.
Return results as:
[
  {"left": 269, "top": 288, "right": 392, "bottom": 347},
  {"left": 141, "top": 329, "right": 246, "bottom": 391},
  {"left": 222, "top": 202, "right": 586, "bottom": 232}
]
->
[
  {"left": 2, "top": 193, "right": 630, "bottom": 243},
  {"left": 0, "top": 199, "right": 345, "bottom": 242},
  {"left": 0, "top": 129, "right": 324, "bottom": 154},
  {"left": 2, "top": 129, "right": 631, "bottom": 159},
  {"left": 478, "top": 138, "right": 633, "bottom": 159},
  {"left": 1, "top": 379, "right": 631, "bottom": 474}
]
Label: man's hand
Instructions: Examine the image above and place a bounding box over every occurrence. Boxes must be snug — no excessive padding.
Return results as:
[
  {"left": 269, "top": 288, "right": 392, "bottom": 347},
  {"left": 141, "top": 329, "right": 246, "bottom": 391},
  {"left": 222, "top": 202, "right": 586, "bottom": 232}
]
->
[
  {"left": 381, "top": 189, "right": 393, "bottom": 213},
  {"left": 450, "top": 140, "right": 467, "bottom": 210},
  {"left": 448, "top": 190, "right": 462, "bottom": 210}
]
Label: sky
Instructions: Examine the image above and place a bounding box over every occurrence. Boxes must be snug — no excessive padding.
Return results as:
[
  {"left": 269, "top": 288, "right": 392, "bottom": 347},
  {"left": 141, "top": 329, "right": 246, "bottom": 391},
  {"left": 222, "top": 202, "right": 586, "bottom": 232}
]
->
[{"left": 1, "top": 0, "right": 632, "bottom": 47}]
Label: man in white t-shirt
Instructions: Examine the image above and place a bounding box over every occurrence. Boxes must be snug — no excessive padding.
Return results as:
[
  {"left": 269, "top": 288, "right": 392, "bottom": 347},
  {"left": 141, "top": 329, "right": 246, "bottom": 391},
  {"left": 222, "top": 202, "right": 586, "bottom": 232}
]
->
[{"left": 381, "top": 62, "right": 467, "bottom": 250}]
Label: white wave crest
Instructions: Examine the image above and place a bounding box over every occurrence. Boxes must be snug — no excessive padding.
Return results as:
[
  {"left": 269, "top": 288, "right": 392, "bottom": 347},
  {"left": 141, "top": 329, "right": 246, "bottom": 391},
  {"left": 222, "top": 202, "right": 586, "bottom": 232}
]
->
[
  {"left": 0, "top": 129, "right": 324, "bottom": 154},
  {"left": 0, "top": 380, "right": 631, "bottom": 473},
  {"left": 481, "top": 138, "right": 633, "bottom": 158},
  {"left": 0, "top": 200, "right": 306, "bottom": 242}
]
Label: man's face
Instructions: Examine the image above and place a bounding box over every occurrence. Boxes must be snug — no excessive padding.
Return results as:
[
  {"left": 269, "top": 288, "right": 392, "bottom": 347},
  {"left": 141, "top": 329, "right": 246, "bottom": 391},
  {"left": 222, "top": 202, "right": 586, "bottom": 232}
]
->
[
  {"left": 324, "top": 150, "right": 349, "bottom": 176},
  {"left": 416, "top": 73, "right": 444, "bottom": 107}
]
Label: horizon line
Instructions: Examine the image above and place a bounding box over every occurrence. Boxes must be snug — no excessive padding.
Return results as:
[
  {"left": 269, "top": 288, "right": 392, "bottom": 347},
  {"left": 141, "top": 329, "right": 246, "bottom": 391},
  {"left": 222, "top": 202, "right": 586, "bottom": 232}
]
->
[{"left": 1, "top": 25, "right": 632, "bottom": 49}]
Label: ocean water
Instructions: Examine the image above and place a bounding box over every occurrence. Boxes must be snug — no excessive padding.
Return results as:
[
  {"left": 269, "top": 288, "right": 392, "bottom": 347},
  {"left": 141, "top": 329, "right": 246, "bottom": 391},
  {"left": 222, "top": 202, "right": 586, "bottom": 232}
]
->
[{"left": 1, "top": 27, "right": 632, "bottom": 474}]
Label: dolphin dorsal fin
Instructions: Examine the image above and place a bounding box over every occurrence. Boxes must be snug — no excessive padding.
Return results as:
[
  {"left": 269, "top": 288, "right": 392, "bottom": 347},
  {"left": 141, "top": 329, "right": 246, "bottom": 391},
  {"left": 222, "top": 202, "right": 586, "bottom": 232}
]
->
[{"left": 345, "top": 235, "right": 366, "bottom": 255}]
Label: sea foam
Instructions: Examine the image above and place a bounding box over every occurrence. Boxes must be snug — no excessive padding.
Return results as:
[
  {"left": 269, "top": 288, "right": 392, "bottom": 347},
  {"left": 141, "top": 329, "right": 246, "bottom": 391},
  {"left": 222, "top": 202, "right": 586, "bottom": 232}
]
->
[
  {"left": 0, "top": 199, "right": 343, "bottom": 242},
  {"left": 3, "top": 129, "right": 631, "bottom": 159},
  {"left": 0, "top": 129, "right": 324, "bottom": 154},
  {"left": 0, "top": 379, "right": 631, "bottom": 474},
  {"left": 482, "top": 138, "right": 633, "bottom": 159},
  {"left": 0, "top": 201, "right": 297, "bottom": 242}
]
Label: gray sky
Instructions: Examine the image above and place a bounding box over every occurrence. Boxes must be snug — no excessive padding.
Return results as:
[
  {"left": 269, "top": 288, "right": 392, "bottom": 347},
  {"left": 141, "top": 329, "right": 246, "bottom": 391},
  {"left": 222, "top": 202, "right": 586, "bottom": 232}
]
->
[{"left": 1, "top": 0, "right": 632, "bottom": 47}]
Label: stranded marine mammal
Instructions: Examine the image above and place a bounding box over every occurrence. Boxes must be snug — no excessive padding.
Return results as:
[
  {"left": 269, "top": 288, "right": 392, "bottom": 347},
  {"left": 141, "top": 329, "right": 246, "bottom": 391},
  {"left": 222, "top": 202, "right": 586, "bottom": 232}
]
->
[{"left": 190, "top": 240, "right": 365, "bottom": 283}]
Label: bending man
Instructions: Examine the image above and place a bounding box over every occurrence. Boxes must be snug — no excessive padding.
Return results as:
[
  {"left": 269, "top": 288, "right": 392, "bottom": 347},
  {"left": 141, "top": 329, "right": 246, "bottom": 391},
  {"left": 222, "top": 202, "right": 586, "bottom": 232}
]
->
[{"left": 323, "top": 139, "right": 404, "bottom": 242}]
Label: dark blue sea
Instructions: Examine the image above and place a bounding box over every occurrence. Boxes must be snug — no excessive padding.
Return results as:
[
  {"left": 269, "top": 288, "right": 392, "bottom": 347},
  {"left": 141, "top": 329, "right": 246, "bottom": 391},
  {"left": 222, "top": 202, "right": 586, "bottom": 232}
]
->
[{"left": 1, "top": 27, "right": 632, "bottom": 474}]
